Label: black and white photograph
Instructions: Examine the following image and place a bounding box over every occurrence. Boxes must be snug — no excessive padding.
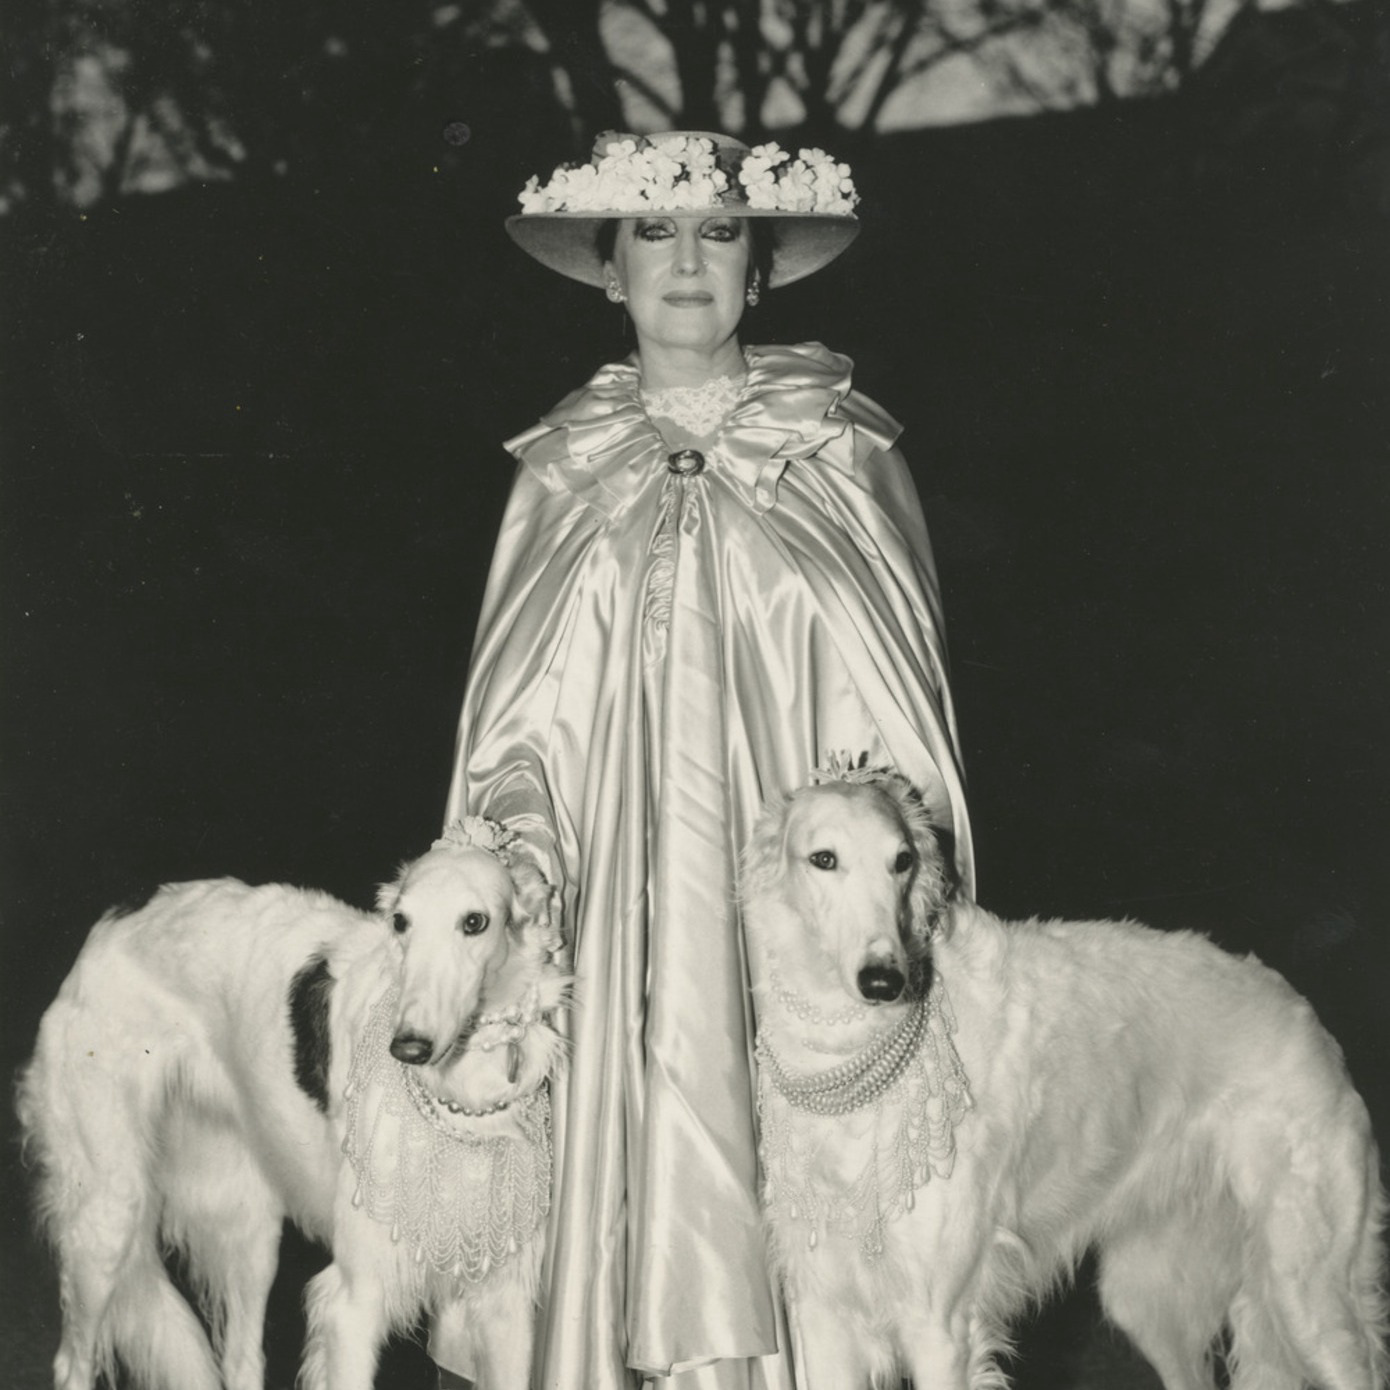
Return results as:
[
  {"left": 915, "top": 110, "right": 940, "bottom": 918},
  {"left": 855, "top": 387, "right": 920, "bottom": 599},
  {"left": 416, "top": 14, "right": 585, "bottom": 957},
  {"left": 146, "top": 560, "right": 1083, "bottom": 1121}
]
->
[{"left": 3, "top": 2, "right": 1388, "bottom": 1387}]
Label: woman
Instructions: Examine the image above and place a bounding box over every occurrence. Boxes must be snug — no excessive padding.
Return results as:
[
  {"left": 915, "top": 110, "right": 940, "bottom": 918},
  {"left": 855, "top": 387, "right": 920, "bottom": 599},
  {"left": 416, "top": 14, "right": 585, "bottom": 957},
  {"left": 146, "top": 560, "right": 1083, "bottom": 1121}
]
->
[{"left": 439, "top": 131, "right": 973, "bottom": 1390}]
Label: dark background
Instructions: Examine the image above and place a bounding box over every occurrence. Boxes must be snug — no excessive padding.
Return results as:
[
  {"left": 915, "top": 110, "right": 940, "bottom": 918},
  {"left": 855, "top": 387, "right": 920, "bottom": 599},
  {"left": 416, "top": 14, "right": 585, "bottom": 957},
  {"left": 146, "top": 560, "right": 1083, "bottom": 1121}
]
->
[{"left": 3, "top": 5, "right": 1388, "bottom": 1384}]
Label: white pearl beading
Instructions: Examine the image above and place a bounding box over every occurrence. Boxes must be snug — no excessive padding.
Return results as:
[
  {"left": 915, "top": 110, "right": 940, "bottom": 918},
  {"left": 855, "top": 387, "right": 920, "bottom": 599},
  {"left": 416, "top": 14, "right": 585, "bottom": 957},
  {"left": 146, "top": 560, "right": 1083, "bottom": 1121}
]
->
[
  {"left": 342, "top": 988, "right": 553, "bottom": 1286},
  {"left": 758, "top": 996, "right": 925, "bottom": 1115},
  {"left": 757, "top": 980, "right": 972, "bottom": 1260},
  {"left": 767, "top": 967, "right": 869, "bottom": 1028},
  {"left": 403, "top": 1064, "right": 519, "bottom": 1119},
  {"left": 474, "top": 981, "right": 542, "bottom": 1034},
  {"left": 463, "top": 981, "right": 544, "bottom": 1084}
]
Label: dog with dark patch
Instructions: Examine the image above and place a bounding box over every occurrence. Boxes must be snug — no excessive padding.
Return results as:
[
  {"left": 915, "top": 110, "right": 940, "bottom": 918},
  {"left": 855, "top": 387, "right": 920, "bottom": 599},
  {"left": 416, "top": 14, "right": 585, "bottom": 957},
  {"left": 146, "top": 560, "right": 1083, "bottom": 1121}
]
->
[
  {"left": 743, "top": 769, "right": 1386, "bottom": 1390},
  {"left": 16, "top": 820, "right": 568, "bottom": 1390}
]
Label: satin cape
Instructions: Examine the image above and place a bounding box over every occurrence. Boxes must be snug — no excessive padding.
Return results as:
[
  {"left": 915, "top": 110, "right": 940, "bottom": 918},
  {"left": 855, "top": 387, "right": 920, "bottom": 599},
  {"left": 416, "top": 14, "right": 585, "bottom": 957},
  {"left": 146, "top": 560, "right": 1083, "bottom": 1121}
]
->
[{"left": 440, "top": 342, "right": 973, "bottom": 1389}]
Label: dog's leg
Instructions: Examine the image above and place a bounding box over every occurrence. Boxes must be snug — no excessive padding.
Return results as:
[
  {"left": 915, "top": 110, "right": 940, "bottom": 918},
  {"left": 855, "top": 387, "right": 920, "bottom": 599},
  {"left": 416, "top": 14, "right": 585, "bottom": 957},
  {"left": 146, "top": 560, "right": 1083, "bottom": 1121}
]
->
[
  {"left": 161, "top": 1118, "right": 285, "bottom": 1390},
  {"left": 1228, "top": 1257, "right": 1376, "bottom": 1390},
  {"left": 300, "top": 1259, "right": 390, "bottom": 1390},
  {"left": 216, "top": 1210, "right": 283, "bottom": 1390},
  {"left": 208, "top": 1206, "right": 282, "bottom": 1390},
  {"left": 1229, "top": 1233, "right": 1386, "bottom": 1390},
  {"left": 1230, "top": 1274, "right": 1379, "bottom": 1390},
  {"left": 24, "top": 1069, "right": 222, "bottom": 1390},
  {"left": 1229, "top": 1111, "right": 1386, "bottom": 1390},
  {"left": 787, "top": 1294, "right": 878, "bottom": 1390},
  {"left": 57, "top": 1244, "right": 223, "bottom": 1390},
  {"left": 46, "top": 1202, "right": 131, "bottom": 1390},
  {"left": 898, "top": 1317, "right": 977, "bottom": 1390},
  {"left": 1224, "top": 1287, "right": 1304, "bottom": 1390},
  {"left": 1096, "top": 1221, "right": 1228, "bottom": 1390},
  {"left": 468, "top": 1268, "right": 537, "bottom": 1390}
]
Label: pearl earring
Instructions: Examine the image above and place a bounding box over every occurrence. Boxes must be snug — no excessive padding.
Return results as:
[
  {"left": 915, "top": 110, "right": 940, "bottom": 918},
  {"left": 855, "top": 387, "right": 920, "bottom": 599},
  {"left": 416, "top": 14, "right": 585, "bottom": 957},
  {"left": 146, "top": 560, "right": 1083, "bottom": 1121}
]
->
[
  {"left": 606, "top": 281, "right": 626, "bottom": 304},
  {"left": 745, "top": 272, "right": 761, "bottom": 307}
]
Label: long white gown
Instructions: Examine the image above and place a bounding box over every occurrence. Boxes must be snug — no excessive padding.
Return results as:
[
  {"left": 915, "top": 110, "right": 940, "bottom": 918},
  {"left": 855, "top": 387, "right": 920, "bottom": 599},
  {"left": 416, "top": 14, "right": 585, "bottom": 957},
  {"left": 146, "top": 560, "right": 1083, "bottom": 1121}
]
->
[{"left": 440, "top": 341, "right": 973, "bottom": 1389}]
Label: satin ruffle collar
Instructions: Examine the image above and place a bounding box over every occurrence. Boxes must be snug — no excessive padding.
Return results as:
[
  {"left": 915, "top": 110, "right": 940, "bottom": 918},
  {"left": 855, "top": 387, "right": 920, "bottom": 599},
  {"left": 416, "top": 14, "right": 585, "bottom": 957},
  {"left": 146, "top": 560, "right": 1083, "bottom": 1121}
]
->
[{"left": 507, "top": 342, "right": 899, "bottom": 520}]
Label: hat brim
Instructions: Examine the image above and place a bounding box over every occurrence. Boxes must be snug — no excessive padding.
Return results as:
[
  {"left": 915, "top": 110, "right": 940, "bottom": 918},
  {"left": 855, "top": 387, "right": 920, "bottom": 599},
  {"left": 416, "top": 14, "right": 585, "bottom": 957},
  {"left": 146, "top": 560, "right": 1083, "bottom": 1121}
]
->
[{"left": 504, "top": 210, "right": 860, "bottom": 290}]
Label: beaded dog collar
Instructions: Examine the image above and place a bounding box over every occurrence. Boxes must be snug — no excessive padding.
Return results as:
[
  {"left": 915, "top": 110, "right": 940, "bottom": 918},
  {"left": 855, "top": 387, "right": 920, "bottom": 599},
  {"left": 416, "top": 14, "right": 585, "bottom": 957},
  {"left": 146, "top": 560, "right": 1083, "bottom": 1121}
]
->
[
  {"left": 343, "top": 988, "right": 553, "bottom": 1285},
  {"left": 757, "top": 981, "right": 972, "bottom": 1259},
  {"left": 757, "top": 997, "right": 926, "bottom": 1116}
]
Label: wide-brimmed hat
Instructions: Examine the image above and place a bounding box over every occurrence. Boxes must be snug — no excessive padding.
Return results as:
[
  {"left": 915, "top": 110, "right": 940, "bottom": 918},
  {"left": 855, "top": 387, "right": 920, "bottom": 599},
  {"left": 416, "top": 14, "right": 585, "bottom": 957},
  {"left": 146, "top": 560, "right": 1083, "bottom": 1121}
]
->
[{"left": 505, "top": 132, "right": 861, "bottom": 289}]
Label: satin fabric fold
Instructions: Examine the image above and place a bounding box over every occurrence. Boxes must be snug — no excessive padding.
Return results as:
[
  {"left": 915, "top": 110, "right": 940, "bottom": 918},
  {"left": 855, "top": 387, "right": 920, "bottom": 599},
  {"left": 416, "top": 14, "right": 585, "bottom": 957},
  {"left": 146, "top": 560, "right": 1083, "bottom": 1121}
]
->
[{"left": 441, "top": 342, "right": 972, "bottom": 1389}]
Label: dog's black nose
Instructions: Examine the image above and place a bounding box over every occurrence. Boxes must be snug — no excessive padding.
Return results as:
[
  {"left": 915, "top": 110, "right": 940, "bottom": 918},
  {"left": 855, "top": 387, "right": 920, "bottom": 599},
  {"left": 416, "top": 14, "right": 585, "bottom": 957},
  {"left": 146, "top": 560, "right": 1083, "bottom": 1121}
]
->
[
  {"left": 389, "top": 1033, "right": 434, "bottom": 1065},
  {"left": 857, "top": 965, "right": 905, "bottom": 1002}
]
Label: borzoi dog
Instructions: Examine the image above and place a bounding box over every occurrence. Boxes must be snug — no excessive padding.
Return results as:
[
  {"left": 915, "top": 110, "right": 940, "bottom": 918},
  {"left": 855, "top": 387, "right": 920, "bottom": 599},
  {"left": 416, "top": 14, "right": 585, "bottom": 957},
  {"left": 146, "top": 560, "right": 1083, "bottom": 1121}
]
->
[
  {"left": 742, "top": 769, "right": 1386, "bottom": 1390},
  {"left": 16, "top": 817, "right": 569, "bottom": 1390}
]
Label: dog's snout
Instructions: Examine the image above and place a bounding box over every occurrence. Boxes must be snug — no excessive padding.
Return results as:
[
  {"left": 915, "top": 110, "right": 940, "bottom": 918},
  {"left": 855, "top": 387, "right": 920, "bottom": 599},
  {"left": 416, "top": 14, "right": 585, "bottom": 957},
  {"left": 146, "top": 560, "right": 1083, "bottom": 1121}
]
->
[
  {"left": 857, "top": 964, "right": 906, "bottom": 1003},
  {"left": 389, "top": 1032, "right": 435, "bottom": 1066}
]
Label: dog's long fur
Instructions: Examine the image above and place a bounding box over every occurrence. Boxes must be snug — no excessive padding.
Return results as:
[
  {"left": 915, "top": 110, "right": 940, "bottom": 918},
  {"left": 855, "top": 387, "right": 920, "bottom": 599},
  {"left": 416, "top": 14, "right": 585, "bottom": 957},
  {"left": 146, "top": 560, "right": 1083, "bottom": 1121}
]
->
[
  {"left": 16, "top": 841, "right": 568, "bottom": 1390},
  {"left": 743, "top": 774, "right": 1387, "bottom": 1390}
]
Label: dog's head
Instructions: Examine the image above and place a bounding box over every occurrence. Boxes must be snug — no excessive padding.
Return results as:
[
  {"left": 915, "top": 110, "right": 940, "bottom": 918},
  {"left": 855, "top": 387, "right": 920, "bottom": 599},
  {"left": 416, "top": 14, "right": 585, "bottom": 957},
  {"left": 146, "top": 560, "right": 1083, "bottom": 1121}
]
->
[
  {"left": 376, "top": 842, "right": 559, "bottom": 1068},
  {"left": 741, "top": 772, "right": 956, "bottom": 1006}
]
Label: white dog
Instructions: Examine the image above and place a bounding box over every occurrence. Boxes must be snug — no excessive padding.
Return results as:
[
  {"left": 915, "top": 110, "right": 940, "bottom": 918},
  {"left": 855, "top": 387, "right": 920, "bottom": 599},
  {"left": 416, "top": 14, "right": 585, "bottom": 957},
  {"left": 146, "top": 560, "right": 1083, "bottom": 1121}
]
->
[
  {"left": 742, "top": 768, "right": 1386, "bottom": 1390},
  {"left": 16, "top": 817, "right": 569, "bottom": 1390}
]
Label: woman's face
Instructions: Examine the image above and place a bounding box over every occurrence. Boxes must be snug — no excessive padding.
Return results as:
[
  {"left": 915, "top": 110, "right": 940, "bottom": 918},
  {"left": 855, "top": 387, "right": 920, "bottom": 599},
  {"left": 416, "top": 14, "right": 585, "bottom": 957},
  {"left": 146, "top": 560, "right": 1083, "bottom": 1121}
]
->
[{"left": 605, "top": 216, "right": 751, "bottom": 360}]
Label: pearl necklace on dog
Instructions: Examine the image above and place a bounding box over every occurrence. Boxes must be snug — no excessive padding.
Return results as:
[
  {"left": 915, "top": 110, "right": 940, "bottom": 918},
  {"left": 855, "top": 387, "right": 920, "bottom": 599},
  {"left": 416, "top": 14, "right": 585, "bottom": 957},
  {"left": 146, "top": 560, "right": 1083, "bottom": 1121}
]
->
[
  {"left": 767, "top": 968, "right": 868, "bottom": 1030},
  {"left": 342, "top": 987, "right": 553, "bottom": 1287},
  {"left": 756, "top": 979, "right": 971, "bottom": 1260},
  {"left": 758, "top": 998, "right": 927, "bottom": 1114},
  {"left": 454, "top": 982, "right": 548, "bottom": 1104}
]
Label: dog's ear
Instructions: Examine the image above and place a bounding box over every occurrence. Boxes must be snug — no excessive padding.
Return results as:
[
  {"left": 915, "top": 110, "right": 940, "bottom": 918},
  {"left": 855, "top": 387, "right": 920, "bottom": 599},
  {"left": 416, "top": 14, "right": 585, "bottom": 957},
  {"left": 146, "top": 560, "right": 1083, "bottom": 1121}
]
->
[
  {"left": 738, "top": 791, "right": 795, "bottom": 909},
  {"left": 910, "top": 821, "right": 958, "bottom": 942},
  {"left": 870, "top": 772, "right": 958, "bottom": 942},
  {"left": 375, "top": 868, "right": 408, "bottom": 917},
  {"left": 508, "top": 855, "right": 562, "bottom": 954}
]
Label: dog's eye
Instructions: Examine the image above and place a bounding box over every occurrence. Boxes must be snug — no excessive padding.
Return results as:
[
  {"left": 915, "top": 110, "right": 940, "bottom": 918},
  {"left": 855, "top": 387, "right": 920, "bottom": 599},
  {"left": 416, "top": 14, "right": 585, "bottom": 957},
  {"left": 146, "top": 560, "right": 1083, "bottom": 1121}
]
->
[
  {"left": 894, "top": 849, "right": 915, "bottom": 874},
  {"left": 808, "top": 850, "right": 837, "bottom": 871},
  {"left": 460, "top": 912, "right": 490, "bottom": 936},
  {"left": 391, "top": 912, "right": 408, "bottom": 934}
]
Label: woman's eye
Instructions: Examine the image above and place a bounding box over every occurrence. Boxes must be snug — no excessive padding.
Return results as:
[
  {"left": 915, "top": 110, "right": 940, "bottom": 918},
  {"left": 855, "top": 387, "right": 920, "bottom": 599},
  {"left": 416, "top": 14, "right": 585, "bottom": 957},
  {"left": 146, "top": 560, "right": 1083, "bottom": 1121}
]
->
[
  {"left": 894, "top": 849, "right": 915, "bottom": 873},
  {"left": 636, "top": 220, "right": 674, "bottom": 241},
  {"left": 460, "top": 912, "right": 490, "bottom": 936},
  {"left": 702, "top": 222, "right": 737, "bottom": 242},
  {"left": 391, "top": 912, "right": 408, "bottom": 934},
  {"left": 809, "top": 850, "right": 837, "bottom": 871}
]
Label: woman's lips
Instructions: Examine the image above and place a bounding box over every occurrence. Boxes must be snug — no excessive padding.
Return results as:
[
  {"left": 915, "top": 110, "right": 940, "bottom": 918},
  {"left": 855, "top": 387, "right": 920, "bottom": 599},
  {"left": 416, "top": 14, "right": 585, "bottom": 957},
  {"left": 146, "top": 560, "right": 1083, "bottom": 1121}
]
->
[{"left": 663, "top": 291, "right": 714, "bottom": 306}]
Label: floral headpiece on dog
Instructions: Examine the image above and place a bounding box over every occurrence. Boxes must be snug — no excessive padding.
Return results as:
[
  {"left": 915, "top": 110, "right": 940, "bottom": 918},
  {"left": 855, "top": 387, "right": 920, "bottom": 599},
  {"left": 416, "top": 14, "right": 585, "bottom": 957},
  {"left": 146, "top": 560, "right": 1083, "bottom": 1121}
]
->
[
  {"left": 504, "top": 130, "right": 861, "bottom": 289},
  {"left": 432, "top": 815, "right": 521, "bottom": 865},
  {"left": 813, "top": 750, "right": 905, "bottom": 789}
]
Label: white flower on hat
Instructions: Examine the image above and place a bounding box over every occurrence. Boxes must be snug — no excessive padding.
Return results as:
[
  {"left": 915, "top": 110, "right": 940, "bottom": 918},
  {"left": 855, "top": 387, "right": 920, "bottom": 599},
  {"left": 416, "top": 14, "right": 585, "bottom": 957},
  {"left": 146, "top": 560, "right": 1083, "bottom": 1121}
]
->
[
  {"left": 515, "top": 133, "right": 868, "bottom": 217},
  {"left": 802, "top": 148, "right": 858, "bottom": 214},
  {"left": 593, "top": 155, "right": 649, "bottom": 211},
  {"left": 738, "top": 143, "right": 790, "bottom": 208},
  {"left": 738, "top": 143, "right": 858, "bottom": 215},
  {"left": 516, "top": 174, "right": 550, "bottom": 214}
]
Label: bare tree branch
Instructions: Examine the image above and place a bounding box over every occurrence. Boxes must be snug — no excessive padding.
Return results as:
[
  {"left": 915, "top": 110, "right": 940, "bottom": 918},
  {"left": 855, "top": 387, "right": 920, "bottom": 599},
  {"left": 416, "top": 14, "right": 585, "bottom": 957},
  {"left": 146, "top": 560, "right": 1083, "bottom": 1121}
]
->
[
  {"left": 730, "top": 0, "right": 772, "bottom": 131},
  {"left": 1164, "top": 0, "right": 1209, "bottom": 81},
  {"left": 858, "top": 4, "right": 934, "bottom": 131},
  {"left": 610, "top": 63, "right": 680, "bottom": 124},
  {"left": 657, "top": 0, "right": 724, "bottom": 130},
  {"left": 3, "top": 0, "right": 1301, "bottom": 211},
  {"left": 894, "top": 9, "right": 1047, "bottom": 84},
  {"left": 525, "top": 0, "right": 626, "bottom": 136}
]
